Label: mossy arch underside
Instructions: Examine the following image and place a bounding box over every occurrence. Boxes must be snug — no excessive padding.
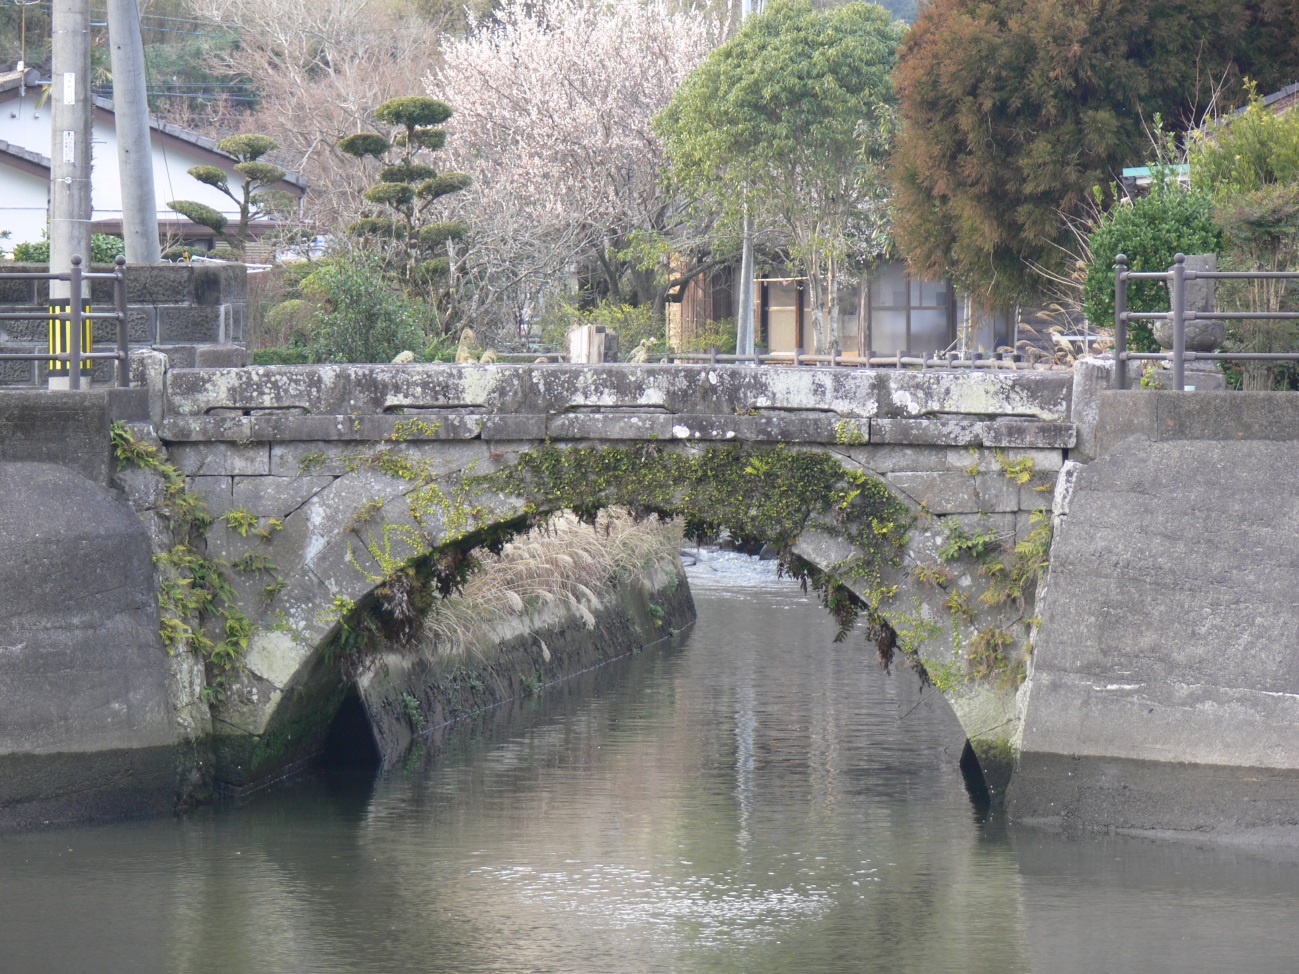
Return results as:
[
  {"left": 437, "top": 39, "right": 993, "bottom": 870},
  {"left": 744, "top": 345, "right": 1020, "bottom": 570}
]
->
[{"left": 206, "top": 438, "right": 1041, "bottom": 793}]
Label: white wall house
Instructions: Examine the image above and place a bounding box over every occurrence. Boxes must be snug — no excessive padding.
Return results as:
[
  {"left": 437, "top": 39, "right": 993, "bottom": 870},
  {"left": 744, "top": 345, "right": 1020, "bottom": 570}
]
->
[{"left": 0, "top": 68, "right": 306, "bottom": 252}]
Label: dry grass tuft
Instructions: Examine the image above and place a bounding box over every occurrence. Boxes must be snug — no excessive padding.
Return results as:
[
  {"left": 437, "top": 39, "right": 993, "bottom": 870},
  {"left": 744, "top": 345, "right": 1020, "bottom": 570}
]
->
[{"left": 418, "top": 509, "right": 682, "bottom": 659}]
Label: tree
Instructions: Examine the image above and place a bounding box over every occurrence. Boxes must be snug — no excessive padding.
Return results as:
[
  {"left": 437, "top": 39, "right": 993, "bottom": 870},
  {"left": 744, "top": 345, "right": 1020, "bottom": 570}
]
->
[
  {"left": 427, "top": 0, "right": 726, "bottom": 339},
  {"left": 659, "top": 0, "right": 904, "bottom": 354},
  {"left": 1191, "top": 91, "right": 1299, "bottom": 388},
  {"left": 196, "top": 0, "right": 444, "bottom": 235},
  {"left": 339, "top": 96, "right": 470, "bottom": 294},
  {"left": 168, "top": 134, "right": 287, "bottom": 256},
  {"left": 891, "top": 0, "right": 1299, "bottom": 308}
]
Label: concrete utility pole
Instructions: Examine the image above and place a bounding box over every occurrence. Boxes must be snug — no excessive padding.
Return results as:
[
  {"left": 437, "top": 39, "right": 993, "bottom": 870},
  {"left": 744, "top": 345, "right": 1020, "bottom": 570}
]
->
[
  {"left": 734, "top": 0, "right": 760, "bottom": 360},
  {"left": 107, "top": 0, "right": 161, "bottom": 263},
  {"left": 49, "top": 0, "right": 92, "bottom": 301}
]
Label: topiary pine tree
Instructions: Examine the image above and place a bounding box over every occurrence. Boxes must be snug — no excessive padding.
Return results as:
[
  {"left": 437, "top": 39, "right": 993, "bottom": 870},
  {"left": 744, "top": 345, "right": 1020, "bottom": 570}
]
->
[
  {"left": 339, "top": 96, "right": 470, "bottom": 287},
  {"left": 168, "top": 134, "right": 288, "bottom": 257}
]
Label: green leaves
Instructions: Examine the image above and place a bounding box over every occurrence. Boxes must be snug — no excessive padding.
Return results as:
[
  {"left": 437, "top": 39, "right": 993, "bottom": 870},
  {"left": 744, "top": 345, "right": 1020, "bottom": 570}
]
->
[
  {"left": 216, "top": 133, "right": 277, "bottom": 161},
  {"left": 168, "top": 200, "right": 228, "bottom": 235},
  {"left": 374, "top": 96, "right": 454, "bottom": 129},
  {"left": 1082, "top": 181, "right": 1222, "bottom": 349},
  {"left": 185, "top": 165, "right": 229, "bottom": 191},
  {"left": 339, "top": 133, "right": 391, "bottom": 158}
]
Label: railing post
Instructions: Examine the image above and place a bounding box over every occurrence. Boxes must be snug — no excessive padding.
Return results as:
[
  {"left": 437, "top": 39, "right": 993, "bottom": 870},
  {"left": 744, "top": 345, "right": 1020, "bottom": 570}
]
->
[
  {"left": 1114, "top": 254, "right": 1129, "bottom": 389},
  {"left": 1171, "top": 253, "right": 1186, "bottom": 392},
  {"left": 68, "top": 255, "right": 83, "bottom": 391},
  {"left": 114, "top": 255, "right": 129, "bottom": 387}
]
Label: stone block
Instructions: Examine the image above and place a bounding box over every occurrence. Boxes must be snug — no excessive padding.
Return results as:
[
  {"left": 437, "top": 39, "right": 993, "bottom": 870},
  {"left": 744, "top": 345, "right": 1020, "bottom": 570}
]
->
[
  {"left": 105, "top": 387, "right": 149, "bottom": 422},
  {"left": 481, "top": 414, "right": 547, "bottom": 440},
  {"left": 188, "top": 475, "right": 234, "bottom": 513},
  {"left": 854, "top": 445, "right": 950, "bottom": 474},
  {"left": 168, "top": 442, "right": 270, "bottom": 476},
  {"left": 871, "top": 417, "right": 986, "bottom": 446},
  {"left": 0, "top": 308, "right": 49, "bottom": 342},
  {"left": 876, "top": 369, "right": 1073, "bottom": 421},
  {"left": 233, "top": 474, "right": 335, "bottom": 518},
  {"left": 91, "top": 307, "right": 154, "bottom": 344},
  {"left": 886, "top": 470, "right": 1019, "bottom": 514},
  {"left": 195, "top": 344, "right": 249, "bottom": 368},
  {"left": 0, "top": 390, "right": 111, "bottom": 485},
  {"left": 1153, "top": 391, "right": 1299, "bottom": 442},
  {"left": 192, "top": 263, "right": 247, "bottom": 307},
  {"left": 1093, "top": 390, "right": 1158, "bottom": 457},
  {"left": 269, "top": 442, "right": 356, "bottom": 478},
  {"left": 981, "top": 421, "right": 1075, "bottom": 449},
  {"left": 160, "top": 415, "right": 253, "bottom": 442},
  {"left": 126, "top": 264, "right": 193, "bottom": 304},
  {"left": 88, "top": 275, "right": 116, "bottom": 303},
  {"left": 158, "top": 306, "right": 223, "bottom": 344},
  {"left": 153, "top": 345, "right": 198, "bottom": 369},
  {"left": 0, "top": 462, "right": 177, "bottom": 819},
  {"left": 0, "top": 358, "right": 36, "bottom": 385},
  {"left": 0, "top": 273, "right": 36, "bottom": 304}
]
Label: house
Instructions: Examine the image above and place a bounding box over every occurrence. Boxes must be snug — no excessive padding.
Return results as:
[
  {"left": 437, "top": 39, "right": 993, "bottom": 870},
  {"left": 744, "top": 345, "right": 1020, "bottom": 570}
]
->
[
  {"left": 670, "top": 258, "right": 1014, "bottom": 358},
  {"left": 0, "top": 67, "right": 307, "bottom": 253}
]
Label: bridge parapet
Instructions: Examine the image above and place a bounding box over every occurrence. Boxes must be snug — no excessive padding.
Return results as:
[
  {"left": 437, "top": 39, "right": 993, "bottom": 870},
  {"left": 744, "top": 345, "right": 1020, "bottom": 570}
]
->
[{"left": 156, "top": 363, "right": 1075, "bottom": 450}]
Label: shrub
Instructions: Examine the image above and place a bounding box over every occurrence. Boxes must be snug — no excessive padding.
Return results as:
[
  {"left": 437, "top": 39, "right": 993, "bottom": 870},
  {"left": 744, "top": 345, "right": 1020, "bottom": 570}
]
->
[
  {"left": 300, "top": 257, "right": 433, "bottom": 363},
  {"left": 11, "top": 233, "right": 127, "bottom": 264},
  {"left": 1083, "top": 176, "right": 1221, "bottom": 351}
]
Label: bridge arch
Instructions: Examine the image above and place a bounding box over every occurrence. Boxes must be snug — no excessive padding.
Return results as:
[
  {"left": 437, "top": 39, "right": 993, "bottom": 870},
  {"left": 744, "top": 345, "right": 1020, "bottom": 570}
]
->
[{"left": 152, "top": 362, "right": 1072, "bottom": 795}]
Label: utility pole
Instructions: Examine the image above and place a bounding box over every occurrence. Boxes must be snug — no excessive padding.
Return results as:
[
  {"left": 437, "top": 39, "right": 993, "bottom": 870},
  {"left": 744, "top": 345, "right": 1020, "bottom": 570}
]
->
[
  {"left": 734, "top": 0, "right": 759, "bottom": 360},
  {"left": 107, "top": 0, "right": 161, "bottom": 263},
  {"left": 49, "top": 0, "right": 92, "bottom": 301}
]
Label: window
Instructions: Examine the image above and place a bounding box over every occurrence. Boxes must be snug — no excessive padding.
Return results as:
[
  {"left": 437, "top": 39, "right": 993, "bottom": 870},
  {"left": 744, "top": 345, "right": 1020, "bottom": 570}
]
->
[{"left": 867, "top": 262, "right": 955, "bottom": 355}]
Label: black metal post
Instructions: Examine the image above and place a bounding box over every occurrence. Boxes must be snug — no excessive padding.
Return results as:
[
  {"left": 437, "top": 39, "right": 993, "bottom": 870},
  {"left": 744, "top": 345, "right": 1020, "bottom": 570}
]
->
[
  {"left": 114, "top": 255, "right": 129, "bottom": 387},
  {"left": 68, "top": 255, "right": 83, "bottom": 391},
  {"left": 1114, "top": 254, "right": 1129, "bottom": 389},
  {"left": 1171, "top": 253, "right": 1186, "bottom": 391}
]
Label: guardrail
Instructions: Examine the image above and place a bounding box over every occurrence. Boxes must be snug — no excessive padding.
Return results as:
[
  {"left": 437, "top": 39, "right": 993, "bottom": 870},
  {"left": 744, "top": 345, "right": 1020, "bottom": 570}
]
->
[
  {"left": 1114, "top": 253, "right": 1299, "bottom": 391},
  {"left": 497, "top": 349, "right": 1061, "bottom": 369},
  {"left": 0, "top": 255, "right": 129, "bottom": 390}
]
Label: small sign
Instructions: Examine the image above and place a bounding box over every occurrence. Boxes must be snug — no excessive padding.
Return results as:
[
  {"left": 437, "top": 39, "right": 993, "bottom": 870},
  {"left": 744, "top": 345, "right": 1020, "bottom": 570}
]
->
[
  {"left": 62, "top": 130, "right": 75, "bottom": 163},
  {"left": 63, "top": 72, "right": 75, "bottom": 105}
]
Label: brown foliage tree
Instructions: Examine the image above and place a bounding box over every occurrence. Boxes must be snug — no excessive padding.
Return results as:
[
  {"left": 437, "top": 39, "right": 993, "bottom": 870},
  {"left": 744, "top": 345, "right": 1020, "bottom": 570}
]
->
[{"left": 891, "top": 0, "right": 1299, "bottom": 307}]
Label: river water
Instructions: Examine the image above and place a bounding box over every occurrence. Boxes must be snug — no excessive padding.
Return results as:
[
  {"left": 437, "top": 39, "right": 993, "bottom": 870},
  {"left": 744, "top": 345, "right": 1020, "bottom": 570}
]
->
[{"left": 4, "top": 553, "right": 1299, "bottom": 973}]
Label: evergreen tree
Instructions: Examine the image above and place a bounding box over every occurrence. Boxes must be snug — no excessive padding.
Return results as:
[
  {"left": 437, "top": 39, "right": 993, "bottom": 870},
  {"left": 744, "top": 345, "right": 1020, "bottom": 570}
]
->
[
  {"left": 891, "top": 0, "right": 1299, "bottom": 307},
  {"left": 169, "top": 134, "right": 287, "bottom": 257},
  {"left": 339, "top": 96, "right": 470, "bottom": 290}
]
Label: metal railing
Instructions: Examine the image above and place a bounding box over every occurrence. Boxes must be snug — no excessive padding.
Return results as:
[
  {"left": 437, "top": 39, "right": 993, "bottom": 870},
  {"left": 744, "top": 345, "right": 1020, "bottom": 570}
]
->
[
  {"left": 1114, "top": 253, "right": 1299, "bottom": 391},
  {"left": 495, "top": 348, "right": 1052, "bottom": 369},
  {"left": 0, "top": 255, "right": 130, "bottom": 390},
  {"left": 659, "top": 348, "right": 1044, "bottom": 369}
]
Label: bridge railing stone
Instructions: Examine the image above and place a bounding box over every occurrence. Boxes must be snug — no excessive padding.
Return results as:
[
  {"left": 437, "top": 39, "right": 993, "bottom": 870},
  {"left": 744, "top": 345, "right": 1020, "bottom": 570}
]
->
[{"left": 154, "top": 364, "right": 1076, "bottom": 451}]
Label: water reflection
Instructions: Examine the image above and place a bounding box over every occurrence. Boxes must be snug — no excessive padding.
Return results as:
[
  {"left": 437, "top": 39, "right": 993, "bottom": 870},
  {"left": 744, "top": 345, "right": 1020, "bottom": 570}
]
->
[{"left": 2, "top": 553, "right": 1298, "bottom": 972}]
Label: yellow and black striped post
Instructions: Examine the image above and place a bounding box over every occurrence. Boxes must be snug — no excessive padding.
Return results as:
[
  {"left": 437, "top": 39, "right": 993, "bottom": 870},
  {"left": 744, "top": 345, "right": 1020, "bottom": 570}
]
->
[{"left": 47, "top": 300, "right": 92, "bottom": 380}]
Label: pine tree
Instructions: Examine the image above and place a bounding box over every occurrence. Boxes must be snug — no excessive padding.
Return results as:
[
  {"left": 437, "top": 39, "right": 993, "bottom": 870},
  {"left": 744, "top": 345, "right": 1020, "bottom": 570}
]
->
[{"left": 339, "top": 96, "right": 470, "bottom": 287}]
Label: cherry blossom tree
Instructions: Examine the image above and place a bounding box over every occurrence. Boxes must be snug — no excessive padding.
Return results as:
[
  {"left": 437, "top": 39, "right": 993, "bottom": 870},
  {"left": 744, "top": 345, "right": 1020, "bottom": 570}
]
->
[{"left": 426, "top": 0, "right": 727, "bottom": 337}]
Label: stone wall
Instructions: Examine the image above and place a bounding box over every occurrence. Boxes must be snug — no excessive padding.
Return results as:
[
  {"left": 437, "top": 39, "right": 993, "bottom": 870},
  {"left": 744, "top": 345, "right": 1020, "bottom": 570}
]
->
[
  {"left": 0, "top": 462, "right": 211, "bottom": 828},
  {"left": 0, "top": 262, "right": 247, "bottom": 386},
  {"left": 1009, "top": 391, "right": 1299, "bottom": 843}
]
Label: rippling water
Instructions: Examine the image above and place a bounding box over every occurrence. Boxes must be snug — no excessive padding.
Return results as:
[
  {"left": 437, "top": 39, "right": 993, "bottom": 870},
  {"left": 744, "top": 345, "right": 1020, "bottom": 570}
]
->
[{"left": 4, "top": 552, "right": 1299, "bottom": 973}]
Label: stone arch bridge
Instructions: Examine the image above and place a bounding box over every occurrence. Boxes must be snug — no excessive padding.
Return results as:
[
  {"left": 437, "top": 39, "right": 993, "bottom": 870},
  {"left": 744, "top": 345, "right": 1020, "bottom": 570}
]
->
[{"left": 143, "top": 363, "right": 1075, "bottom": 792}]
